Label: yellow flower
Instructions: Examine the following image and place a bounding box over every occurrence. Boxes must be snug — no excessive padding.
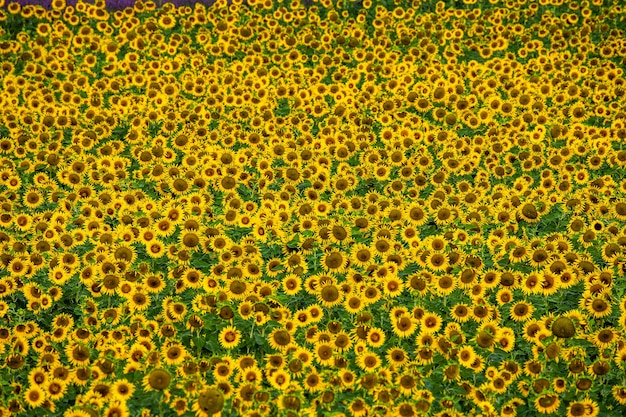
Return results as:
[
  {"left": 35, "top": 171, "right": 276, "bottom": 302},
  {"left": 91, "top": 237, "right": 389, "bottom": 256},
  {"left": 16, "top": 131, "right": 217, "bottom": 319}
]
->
[
  {"left": 356, "top": 350, "right": 381, "bottom": 371},
  {"left": 281, "top": 274, "right": 302, "bottom": 296},
  {"left": 65, "top": 342, "right": 91, "bottom": 367},
  {"left": 391, "top": 314, "right": 417, "bottom": 338},
  {"left": 314, "top": 342, "right": 334, "bottom": 367},
  {"left": 268, "top": 328, "right": 292, "bottom": 352},
  {"left": 350, "top": 243, "right": 373, "bottom": 268},
  {"left": 421, "top": 312, "right": 443, "bottom": 334},
  {"left": 458, "top": 345, "right": 476, "bottom": 368},
  {"left": 365, "top": 327, "right": 386, "bottom": 348},
  {"left": 162, "top": 342, "right": 187, "bottom": 366},
  {"left": 509, "top": 301, "right": 535, "bottom": 322},
  {"left": 267, "top": 369, "right": 290, "bottom": 390},
  {"left": 24, "top": 385, "right": 46, "bottom": 408},
  {"left": 321, "top": 250, "right": 348, "bottom": 272},
  {"left": 217, "top": 326, "right": 242, "bottom": 350},
  {"left": 111, "top": 379, "right": 135, "bottom": 401},
  {"left": 158, "top": 14, "right": 177, "bottom": 30},
  {"left": 317, "top": 283, "right": 343, "bottom": 308}
]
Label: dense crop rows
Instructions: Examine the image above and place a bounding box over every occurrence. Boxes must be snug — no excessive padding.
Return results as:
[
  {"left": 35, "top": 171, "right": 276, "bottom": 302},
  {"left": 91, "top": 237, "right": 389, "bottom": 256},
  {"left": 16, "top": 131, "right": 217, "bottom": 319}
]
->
[{"left": 1, "top": 0, "right": 626, "bottom": 416}]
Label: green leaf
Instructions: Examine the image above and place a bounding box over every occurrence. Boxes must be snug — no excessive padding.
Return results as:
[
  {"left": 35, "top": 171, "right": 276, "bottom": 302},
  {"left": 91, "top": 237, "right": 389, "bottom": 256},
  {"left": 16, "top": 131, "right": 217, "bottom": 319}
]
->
[
  {"left": 192, "top": 336, "right": 205, "bottom": 350},
  {"left": 254, "top": 333, "right": 266, "bottom": 346}
]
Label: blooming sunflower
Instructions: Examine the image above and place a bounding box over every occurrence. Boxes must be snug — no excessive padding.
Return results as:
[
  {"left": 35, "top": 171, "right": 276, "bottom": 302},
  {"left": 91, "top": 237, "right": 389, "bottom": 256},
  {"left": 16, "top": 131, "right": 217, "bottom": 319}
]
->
[
  {"left": 458, "top": 345, "right": 476, "bottom": 368},
  {"left": 350, "top": 243, "right": 373, "bottom": 268},
  {"left": 322, "top": 251, "right": 348, "bottom": 273},
  {"left": 162, "top": 342, "right": 187, "bottom": 366},
  {"left": 450, "top": 304, "right": 471, "bottom": 323},
  {"left": 391, "top": 314, "right": 417, "bottom": 338},
  {"left": 317, "top": 284, "right": 344, "bottom": 308},
  {"left": 24, "top": 385, "right": 46, "bottom": 408},
  {"left": 356, "top": 350, "right": 382, "bottom": 371},
  {"left": 218, "top": 326, "right": 241, "bottom": 349},
  {"left": 268, "top": 328, "right": 292, "bottom": 352},
  {"left": 509, "top": 301, "right": 535, "bottom": 322},
  {"left": 314, "top": 342, "right": 334, "bottom": 367},
  {"left": 65, "top": 342, "right": 91, "bottom": 367},
  {"left": 111, "top": 379, "right": 135, "bottom": 401}
]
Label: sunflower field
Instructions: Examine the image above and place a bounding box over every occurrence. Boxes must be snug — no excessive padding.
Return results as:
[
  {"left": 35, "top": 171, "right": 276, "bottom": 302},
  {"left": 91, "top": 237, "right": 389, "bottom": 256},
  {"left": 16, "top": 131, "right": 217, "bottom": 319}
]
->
[{"left": 0, "top": 0, "right": 626, "bottom": 415}]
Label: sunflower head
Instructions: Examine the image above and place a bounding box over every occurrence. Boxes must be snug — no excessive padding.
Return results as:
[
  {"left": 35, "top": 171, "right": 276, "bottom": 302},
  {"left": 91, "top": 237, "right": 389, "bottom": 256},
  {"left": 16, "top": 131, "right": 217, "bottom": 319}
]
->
[
  {"left": 197, "top": 388, "right": 224, "bottom": 415},
  {"left": 551, "top": 317, "right": 575, "bottom": 338}
]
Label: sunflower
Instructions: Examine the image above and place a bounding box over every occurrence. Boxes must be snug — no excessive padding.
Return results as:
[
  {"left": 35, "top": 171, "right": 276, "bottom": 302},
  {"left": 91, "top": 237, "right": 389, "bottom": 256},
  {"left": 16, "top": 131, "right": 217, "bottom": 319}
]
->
[
  {"left": 162, "top": 343, "right": 187, "bottom": 366},
  {"left": 145, "top": 240, "right": 166, "bottom": 259},
  {"left": 391, "top": 314, "right": 417, "bottom": 338},
  {"left": 24, "top": 385, "right": 46, "bottom": 408},
  {"left": 566, "top": 400, "right": 589, "bottom": 417},
  {"left": 155, "top": 218, "right": 175, "bottom": 237},
  {"left": 268, "top": 328, "right": 292, "bottom": 352},
  {"left": 158, "top": 14, "right": 177, "bottom": 30},
  {"left": 102, "top": 402, "right": 130, "bottom": 417},
  {"left": 433, "top": 203, "right": 456, "bottom": 225},
  {"left": 509, "top": 301, "right": 535, "bottom": 322},
  {"left": 264, "top": 257, "right": 283, "bottom": 277},
  {"left": 348, "top": 397, "right": 368, "bottom": 417},
  {"left": 304, "top": 370, "right": 325, "bottom": 392},
  {"left": 179, "top": 231, "right": 201, "bottom": 251},
  {"left": 521, "top": 272, "right": 542, "bottom": 295},
  {"left": 372, "top": 237, "right": 392, "bottom": 255},
  {"left": 356, "top": 350, "right": 381, "bottom": 371},
  {"left": 48, "top": 265, "right": 72, "bottom": 286},
  {"left": 193, "top": 388, "right": 224, "bottom": 417},
  {"left": 281, "top": 274, "right": 302, "bottom": 296},
  {"left": 328, "top": 223, "right": 350, "bottom": 245},
  {"left": 123, "top": 284, "right": 148, "bottom": 310},
  {"left": 65, "top": 342, "right": 91, "bottom": 367},
  {"left": 113, "top": 245, "right": 136, "bottom": 264},
  {"left": 143, "top": 369, "right": 171, "bottom": 392},
  {"left": 489, "top": 376, "right": 508, "bottom": 394},
  {"left": 450, "top": 304, "right": 472, "bottom": 323},
  {"left": 613, "top": 386, "right": 626, "bottom": 405},
  {"left": 267, "top": 369, "right": 291, "bottom": 391},
  {"left": 285, "top": 252, "right": 306, "bottom": 272},
  {"left": 344, "top": 295, "right": 365, "bottom": 314},
  {"left": 496, "top": 329, "right": 516, "bottom": 353},
  {"left": 317, "top": 284, "right": 344, "bottom": 308},
  {"left": 218, "top": 326, "right": 241, "bottom": 349},
  {"left": 583, "top": 297, "right": 612, "bottom": 319},
  {"left": 592, "top": 328, "right": 617, "bottom": 349},
  {"left": 421, "top": 311, "right": 443, "bottom": 334},
  {"left": 314, "top": 342, "right": 335, "bottom": 367},
  {"left": 23, "top": 188, "right": 44, "bottom": 209},
  {"left": 320, "top": 250, "right": 348, "bottom": 273},
  {"left": 111, "top": 379, "right": 135, "bottom": 401},
  {"left": 425, "top": 252, "right": 449, "bottom": 272},
  {"left": 334, "top": 331, "right": 353, "bottom": 353},
  {"left": 496, "top": 288, "right": 513, "bottom": 305},
  {"left": 45, "top": 378, "right": 69, "bottom": 401},
  {"left": 213, "top": 362, "right": 233, "bottom": 382},
  {"left": 144, "top": 274, "right": 166, "bottom": 294},
  {"left": 350, "top": 243, "right": 373, "bottom": 268},
  {"left": 365, "top": 327, "right": 386, "bottom": 349},
  {"left": 28, "top": 367, "right": 47, "bottom": 387},
  {"left": 307, "top": 304, "right": 324, "bottom": 323},
  {"left": 458, "top": 345, "right": 476, "bottom": 368}
]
